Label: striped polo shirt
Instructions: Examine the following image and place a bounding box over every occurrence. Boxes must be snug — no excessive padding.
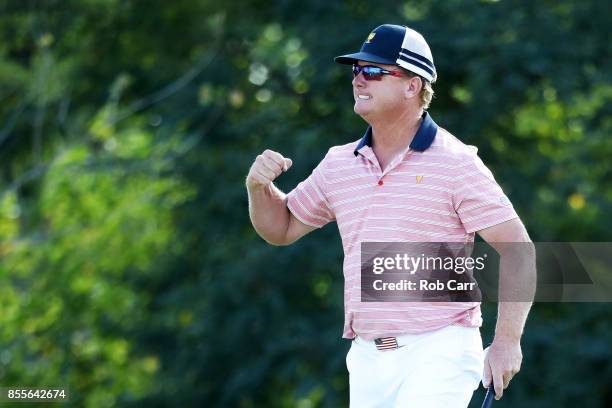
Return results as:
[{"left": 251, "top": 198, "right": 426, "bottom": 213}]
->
[{"left": 286, "top": 112, "right": 518, "bottom": 340}]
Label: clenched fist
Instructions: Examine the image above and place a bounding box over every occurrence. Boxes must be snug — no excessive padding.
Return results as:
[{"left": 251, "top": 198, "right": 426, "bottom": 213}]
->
[{"left": 246, "top": 149, "right": 293, "bottom": 190}]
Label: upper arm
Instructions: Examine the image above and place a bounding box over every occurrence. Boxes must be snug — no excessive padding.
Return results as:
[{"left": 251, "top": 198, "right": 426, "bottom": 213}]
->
[
  {"left": 284, "top": 150, "right": 335, "bottom": 240},
  {"left": 477, "top": 218, "right": 536, "bottom": 295},
  {"left": 284, "top": 210, "right": 317, "bottom": 245},
  {"left": 477, "top": 218, "right": 531, "bottom": 243}
]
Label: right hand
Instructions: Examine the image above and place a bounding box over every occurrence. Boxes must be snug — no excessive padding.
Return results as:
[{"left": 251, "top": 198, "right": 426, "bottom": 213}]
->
[{"left": 246, "top": 149, "right": 293, "bottom": 190}]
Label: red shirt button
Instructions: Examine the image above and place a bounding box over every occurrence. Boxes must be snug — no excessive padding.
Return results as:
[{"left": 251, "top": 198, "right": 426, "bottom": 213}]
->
[{"left": 378, "top": 180, "right": 384, "bottom": 186}]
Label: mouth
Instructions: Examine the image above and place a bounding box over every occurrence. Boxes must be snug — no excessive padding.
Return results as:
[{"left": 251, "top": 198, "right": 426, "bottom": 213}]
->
[{"left": 357, "top": 94, "right": 371, "bottom": 100}]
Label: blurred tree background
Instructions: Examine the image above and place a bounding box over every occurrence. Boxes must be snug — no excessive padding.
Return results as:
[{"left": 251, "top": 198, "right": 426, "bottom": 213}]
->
[{"left": 0, "top": 0, "right": 610, "bottom": 407}]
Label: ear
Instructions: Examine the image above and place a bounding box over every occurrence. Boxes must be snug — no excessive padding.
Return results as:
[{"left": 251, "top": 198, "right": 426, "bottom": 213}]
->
[{"left": 404, "top": 76, "right": 423, "bottom": 99}]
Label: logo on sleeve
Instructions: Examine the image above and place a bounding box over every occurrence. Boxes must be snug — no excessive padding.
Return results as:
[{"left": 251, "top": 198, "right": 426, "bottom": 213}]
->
[{"left": 416, "top": 175, "right": 423, "bottom": 184}]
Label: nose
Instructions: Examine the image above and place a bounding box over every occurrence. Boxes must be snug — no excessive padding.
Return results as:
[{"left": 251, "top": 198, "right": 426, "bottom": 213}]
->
[{"left": 352, "top": 71, "right": 366, "bottom": 87}]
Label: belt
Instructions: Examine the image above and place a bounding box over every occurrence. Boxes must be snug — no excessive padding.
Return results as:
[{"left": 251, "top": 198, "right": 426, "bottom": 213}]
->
[{"left": 373, "top": 336, "right": 401, "bottom": 351}]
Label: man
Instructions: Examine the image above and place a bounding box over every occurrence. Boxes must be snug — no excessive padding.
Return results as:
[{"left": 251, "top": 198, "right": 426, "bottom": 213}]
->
[{"left": 246, "top": 24, "right": 535, "bottom": 407}]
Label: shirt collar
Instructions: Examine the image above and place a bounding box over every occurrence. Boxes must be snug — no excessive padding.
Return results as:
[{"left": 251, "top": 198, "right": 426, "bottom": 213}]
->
[{"left": 353, "top": 111, "right": 438, "bottom": 156}]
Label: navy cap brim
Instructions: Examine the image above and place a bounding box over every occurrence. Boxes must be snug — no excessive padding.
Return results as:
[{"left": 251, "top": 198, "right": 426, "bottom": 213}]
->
[{"left": 334, "top": 51, "right": 396, "bottom": 66}]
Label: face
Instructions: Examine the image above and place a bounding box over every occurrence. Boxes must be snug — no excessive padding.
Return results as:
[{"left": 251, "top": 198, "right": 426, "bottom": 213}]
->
[{"left": 352, "top": 61, "right": 419, "bottom": 120}]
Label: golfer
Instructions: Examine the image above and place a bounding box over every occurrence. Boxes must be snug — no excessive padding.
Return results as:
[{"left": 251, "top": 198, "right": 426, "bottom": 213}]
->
[{"left": 246, "top": 24, "right": 535, "bottom": 407}]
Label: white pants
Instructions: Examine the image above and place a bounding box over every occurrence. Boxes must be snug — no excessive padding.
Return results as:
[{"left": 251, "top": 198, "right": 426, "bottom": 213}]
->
[{"left": 346, "top": 325, "right": 484, "bottom": 408}]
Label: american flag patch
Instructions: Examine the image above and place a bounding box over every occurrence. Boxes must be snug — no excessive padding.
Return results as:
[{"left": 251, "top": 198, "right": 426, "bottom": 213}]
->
[{"left": 374, "top": 337, "right": 399, "bottom": 351}]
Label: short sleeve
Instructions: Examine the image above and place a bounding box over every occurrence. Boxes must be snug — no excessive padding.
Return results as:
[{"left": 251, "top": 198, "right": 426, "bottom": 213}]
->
[
  {"left": 286, "top": 154, "right": 335, "bottom": 228},
  {"left": 453, "top": 153, "right": 518, "bottom": 233}
]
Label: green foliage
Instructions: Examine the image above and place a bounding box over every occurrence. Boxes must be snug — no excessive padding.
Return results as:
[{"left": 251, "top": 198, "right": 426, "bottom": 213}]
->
[
  {"left": 0, "top": 104, "right": 194, "bottom": 406},
  {"left": 0, "top": 0, "right": 610, "bottom": 407}
]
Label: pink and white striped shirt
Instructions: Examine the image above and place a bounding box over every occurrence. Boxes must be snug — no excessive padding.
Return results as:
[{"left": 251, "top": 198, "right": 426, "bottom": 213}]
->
[{"left": 287, "top": 112, "right": 518, "bottom": 340}]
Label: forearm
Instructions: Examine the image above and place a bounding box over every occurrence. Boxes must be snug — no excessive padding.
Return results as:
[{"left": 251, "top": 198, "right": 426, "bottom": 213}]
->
[
  {"left": 494, "top": 243, "right": 536, "bottom": 342},
  {"left": 247, "top": 182, "right": 291, "bottom": 245},
  {"left": 495, "top": 302, "right": 532, "bottom": 342}
]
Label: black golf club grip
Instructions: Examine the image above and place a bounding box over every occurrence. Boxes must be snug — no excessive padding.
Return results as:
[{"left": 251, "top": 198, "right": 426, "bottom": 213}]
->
[{"left": 481, "top": 384, "right": 495, "bottom": 408}]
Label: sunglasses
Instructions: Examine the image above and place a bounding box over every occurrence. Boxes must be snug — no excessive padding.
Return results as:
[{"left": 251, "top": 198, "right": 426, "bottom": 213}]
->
[{"left": 352, "top": 64, "right": 405, "bottom": 81}]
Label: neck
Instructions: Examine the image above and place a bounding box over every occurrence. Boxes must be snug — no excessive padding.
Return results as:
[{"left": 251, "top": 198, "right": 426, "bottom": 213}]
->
[{"left": 370, "top": 108, "right": 423, "bottom": 154}]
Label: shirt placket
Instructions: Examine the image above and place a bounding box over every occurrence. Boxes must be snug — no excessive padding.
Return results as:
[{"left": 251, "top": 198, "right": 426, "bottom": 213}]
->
[
  {"left": 359, "top": 148, "right": 384, "bottom": 186},
  {"left": 361, "top": 148, "right": 413, "bottom": 187}
]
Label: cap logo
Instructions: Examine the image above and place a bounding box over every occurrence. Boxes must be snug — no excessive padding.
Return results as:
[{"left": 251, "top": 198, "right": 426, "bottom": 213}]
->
[{"left": 366, "top": 32, "right": 376, "bottom": 43}]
